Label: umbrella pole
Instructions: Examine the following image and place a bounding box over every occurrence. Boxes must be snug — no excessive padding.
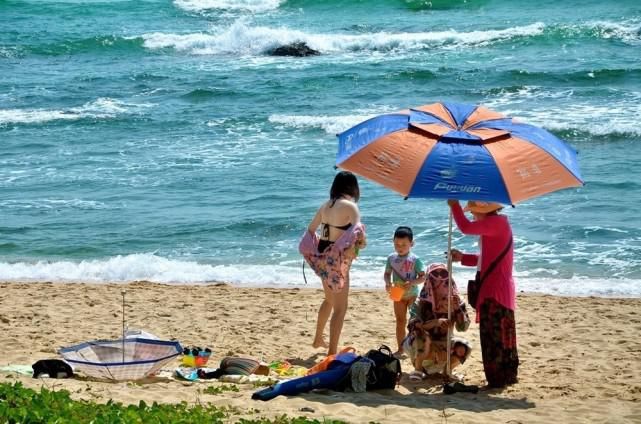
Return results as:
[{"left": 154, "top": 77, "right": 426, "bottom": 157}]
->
[
  {"left": 446, "top": 209, "right": 453, "bottom": 378},
  {"left": 122, "top": 290, "right": 126, "bottom": 364}
]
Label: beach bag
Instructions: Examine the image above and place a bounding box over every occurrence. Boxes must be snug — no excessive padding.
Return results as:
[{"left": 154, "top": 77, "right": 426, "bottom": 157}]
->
[
  {"left": 364, "top": 345, "right": 401, "bottom": 390},
  {"left": 32, "top": 359, "right": 73, "bottom": 379},
  {"left": 466, "top": 272, "right": 482, "bottom": 310},
  {"left": 467, "top": 237, "right": 513, "bottom": 309}
]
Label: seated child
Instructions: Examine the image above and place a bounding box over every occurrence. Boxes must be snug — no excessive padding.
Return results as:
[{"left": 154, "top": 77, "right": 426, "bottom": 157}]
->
[
  {"left": 404, "top": 336, "right": 472, "bottom": 379},
  {"left": 383, "top": 226, "right": 426, "bottom": 357},
  {"left": 404, "top": 263, "right": 471, "bottom": 380}
]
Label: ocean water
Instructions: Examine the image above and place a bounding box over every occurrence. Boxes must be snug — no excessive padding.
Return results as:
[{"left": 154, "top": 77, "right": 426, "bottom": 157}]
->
[{"left": 1, "top": 0, "right": 640, "bottom": 296}]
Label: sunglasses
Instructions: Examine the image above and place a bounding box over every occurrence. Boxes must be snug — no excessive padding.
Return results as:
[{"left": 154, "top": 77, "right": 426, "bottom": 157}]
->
[{"left": 429, "top": 269, "right": 449, "bottom": 279}]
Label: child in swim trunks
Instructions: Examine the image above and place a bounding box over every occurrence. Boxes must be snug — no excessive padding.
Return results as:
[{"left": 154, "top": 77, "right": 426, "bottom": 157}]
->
[{"left": 384, "top": 226, "right": 426, "bottom": 357}]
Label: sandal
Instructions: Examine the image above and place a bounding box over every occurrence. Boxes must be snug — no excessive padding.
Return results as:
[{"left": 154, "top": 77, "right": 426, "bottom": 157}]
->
[
  {"left": 443, "top": 381, "right": 479, "bottom": 394},
  {"left": 409, "top": 370, "right": 425, "bottom": 382}
]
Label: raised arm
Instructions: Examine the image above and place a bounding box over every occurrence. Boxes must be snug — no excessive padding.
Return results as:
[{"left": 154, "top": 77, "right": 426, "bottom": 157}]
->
[{"left": 448, "top": 201, "right": 499, "bottom": 236}]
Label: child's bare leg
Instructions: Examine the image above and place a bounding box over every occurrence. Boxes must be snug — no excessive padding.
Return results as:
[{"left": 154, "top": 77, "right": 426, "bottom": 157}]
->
[
  {"left": 414, "top": 336, "right": 431, "bottom": 371},
  {"left": 450, "top": 357, "right": 461, "bottom": 370},
  {"left": 393, "top": 296, "right": 415, "bottom": 353}
]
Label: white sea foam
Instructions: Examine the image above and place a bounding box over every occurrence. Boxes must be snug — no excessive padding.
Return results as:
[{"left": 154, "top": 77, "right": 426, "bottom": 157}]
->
[
  {"left": 174, "top": 0, "right": 284, "bottom": 13},
  {"left": 1, "top": 254, "right": 639, "bottom": 297},
  {"left": 486, "top": 96, "right": 641, "bottom": 137},
  {"left": 0, "top": 46, "right": 20, "bottom": 59},
  {"left": 0, "top": 98, "right": 151, "bottom": 125},
  {"left": 584, "top": 226, "right": 629, "bottom": 235},
  {"left": 486, "top": 86, "right": 575, "bottom": 102},
  {"left": 540, "top": 109, "right": 641, "bottom": 137},
  {"left": 514, "top": 275, "right": 641, "bottom": 297},
  {"left": 0, "top": 199, "right": 109, "bottom": 210},
  {"left": 0, "top": 254, "right": 334, "bottom": 286},
  {"left": 268, "top": 113, "right": 378, "bottom": 135},
  {"left": 140, "top": 21, "right": 546, "bottom": 56},
  {"left": 583, "top": 20, "right": 641, "bottom": 44},
  {"left": 546, "top": 20, "right": 641, "bottom": 44}
]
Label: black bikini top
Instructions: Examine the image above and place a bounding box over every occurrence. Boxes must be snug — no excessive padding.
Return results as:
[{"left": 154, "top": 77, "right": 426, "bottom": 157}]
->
[{"left": 321, "top": 222, "right": 352, "bottom": 239}]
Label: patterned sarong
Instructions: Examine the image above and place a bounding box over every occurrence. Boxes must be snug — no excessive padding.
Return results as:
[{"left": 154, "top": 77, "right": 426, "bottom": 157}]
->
[
  {"left": 479, "top": 298, "right": 519, "bottom": 387},
  {"left": 299, "top": 223, "right": 366, "bottom": 292}
]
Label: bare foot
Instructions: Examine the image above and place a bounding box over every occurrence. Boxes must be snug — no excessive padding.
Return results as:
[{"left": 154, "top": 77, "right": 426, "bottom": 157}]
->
[{"left": 312, "top": 338, "right": 329, "bottom": 349}]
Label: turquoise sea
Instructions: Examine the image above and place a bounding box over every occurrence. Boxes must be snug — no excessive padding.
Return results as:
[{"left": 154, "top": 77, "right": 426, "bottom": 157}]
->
[{"left": 1, "top": 0, "right": 640, "bottom": 296}]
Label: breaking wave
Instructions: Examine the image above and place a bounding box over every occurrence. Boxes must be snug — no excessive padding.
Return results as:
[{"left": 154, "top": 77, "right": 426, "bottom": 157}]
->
[
  {"left": 1, "top": 253, "right": 639, "bottom": 297},
  {"left": 140, "top": 21, "right": 546, "bottom": 55},
  {"left": 0, "top": 98, "right": 151, "bottom": 125}
]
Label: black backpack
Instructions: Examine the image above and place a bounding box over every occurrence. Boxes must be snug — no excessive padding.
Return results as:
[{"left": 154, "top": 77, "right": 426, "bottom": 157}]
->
[
  {"left": 364, "top": 345, "right": 401, "bottom": 390},
  {"left": 32, "top": 359, "right": 73, "bottom": 379}
]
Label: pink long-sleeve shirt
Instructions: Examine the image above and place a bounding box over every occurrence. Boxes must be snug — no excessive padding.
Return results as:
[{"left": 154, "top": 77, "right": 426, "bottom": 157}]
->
[{"left": 452, "top": 203, "right": 515, "bottom": 321}]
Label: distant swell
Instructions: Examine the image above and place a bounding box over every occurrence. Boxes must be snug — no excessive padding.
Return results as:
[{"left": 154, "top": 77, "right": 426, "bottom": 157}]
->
[
  {"left": 180, "top": 88, "right": 239, "bottom": 101},
  {"left": 288, "top": 0, "right": 479, "bottom": 11},
  {"left": 22, "top": 35, "right": 144, "bottom": 57},
  {"left": 173, "top": 0, "right": 285, "bottom": 13},
  {"left": 179, "top": 0, "right": 482, "bottom": 13},
  {"left": 471, "top": 68, "right": 641, "bottom": 86}
]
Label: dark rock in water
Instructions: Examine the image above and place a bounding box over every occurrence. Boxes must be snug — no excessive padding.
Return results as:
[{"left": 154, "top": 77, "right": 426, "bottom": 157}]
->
[{"left": 267, "top": 42, "right": 320, "bottom": 57}]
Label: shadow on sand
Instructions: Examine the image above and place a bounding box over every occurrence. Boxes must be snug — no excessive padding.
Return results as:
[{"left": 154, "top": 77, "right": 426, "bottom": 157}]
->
[
  {"left": 267, "top": 354, "right": 535, "bottom": 413},
  {"left": 280, "top": 372, "right": 535, "bottom": 413}
]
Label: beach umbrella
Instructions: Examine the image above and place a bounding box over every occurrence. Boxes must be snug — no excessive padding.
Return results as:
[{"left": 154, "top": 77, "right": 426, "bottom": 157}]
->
[
  {"left": 59, "top": 337, "right": 182, "bottom": 381},
  {"left": 337, "top": 101, "right": 582, "bottom": 203},
  {"left": 336, "top": 101, "right": 583, "bottom": 374},
  {"left": 58, "top": 291, "right": 182, "bottom": 381}
]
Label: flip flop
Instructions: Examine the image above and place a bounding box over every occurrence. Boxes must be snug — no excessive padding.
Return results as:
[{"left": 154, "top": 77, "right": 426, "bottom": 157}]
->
[
  {"left": 409, "top": 370, "right": 425, "bottom": 382},
  {"left": 443, "top": 381, "right": 479, "bottom": 394}
]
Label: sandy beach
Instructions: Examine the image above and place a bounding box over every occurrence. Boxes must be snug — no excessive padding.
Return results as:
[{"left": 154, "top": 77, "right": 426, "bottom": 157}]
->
[{"left": 0, "top": 281, "right": 640, "bottom": 423}]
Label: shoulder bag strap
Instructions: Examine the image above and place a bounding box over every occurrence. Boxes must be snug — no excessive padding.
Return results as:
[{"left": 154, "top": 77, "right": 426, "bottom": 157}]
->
[{"left": 478, "top": 235, "right": 513, "bottom": 286}]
